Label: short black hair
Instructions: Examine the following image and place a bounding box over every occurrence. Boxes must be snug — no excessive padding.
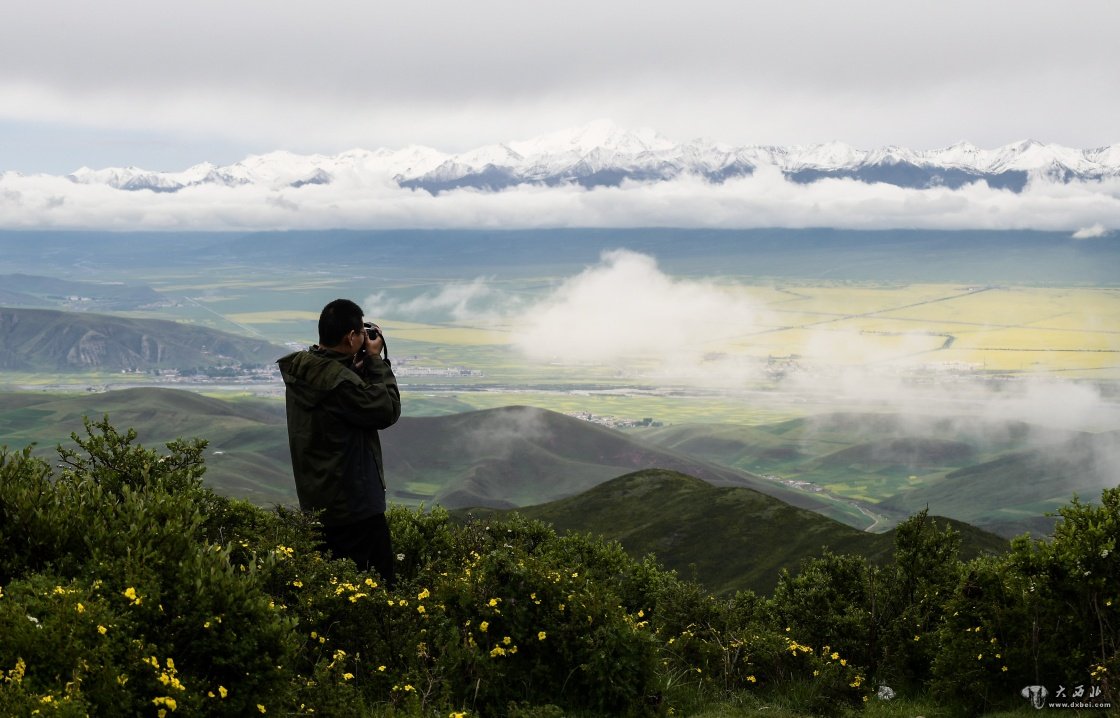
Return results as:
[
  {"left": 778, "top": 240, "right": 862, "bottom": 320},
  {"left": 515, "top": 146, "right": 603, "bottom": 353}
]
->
[{"left": 318, "top": 298, "right": 364, "bottom": 346}]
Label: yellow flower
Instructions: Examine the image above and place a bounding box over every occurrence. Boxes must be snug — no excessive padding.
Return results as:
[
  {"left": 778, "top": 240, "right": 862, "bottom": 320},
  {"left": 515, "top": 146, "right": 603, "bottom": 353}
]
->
[
  {"left": 292, "top": 580, "right": 303, "bottom": 588},
  {"left": 218, "top": 686, "right": 228, "bottom": 699},
  {"left": 417, "top": 605, "right": 426, "bottom": 614},
  {"left": 503, "top": 636, "right": 512, "bottom": 645},
  {"left": 98, "top": 625, "right": 108, "bottom": 635},
  {"left": 378, "top": 665, "right": 386, "bottom": 672},
  {"left": 490, "top": 646, "right": 506, "bottom": 658},
  {"left": 747, "top": 675, "right": 757, "bottom": 683},
  {"left": 258, "top": 704, "right": 267, "bottom": 713},
  {"left": 152, "top": 696, "right": 178, "bottom": 711},
  {"left": 830, "top": 652, "right": 839, "bottom": 660},
  {"left": 479, "top": 621, "right": 489, "bottom": 632},
  {"left": 342, "top": 673, "right": 354, "bottom": 681},
  {"left": 123, "top": 587, "right": 142, "bottom": 606},
  {"left": 538, "top": 631, "right": 547, "bottom": 641},
  {"left": 488, "top": 598, "right": 500, "bottom": 607},
  {"left": 76, "top": 602, "right": 85, "bottom": 614},
  {"left": 418, "top": 588, "right": 430, "bottom": 601},
  {"left": 840, "top": 659, "right": 847, "bottom": 666}
]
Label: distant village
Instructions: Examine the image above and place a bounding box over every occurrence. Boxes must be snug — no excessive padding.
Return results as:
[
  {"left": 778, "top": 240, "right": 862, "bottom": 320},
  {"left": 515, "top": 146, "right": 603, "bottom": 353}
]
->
[{"left": 567, "top": 411, "right": 663, "bottom": 429}]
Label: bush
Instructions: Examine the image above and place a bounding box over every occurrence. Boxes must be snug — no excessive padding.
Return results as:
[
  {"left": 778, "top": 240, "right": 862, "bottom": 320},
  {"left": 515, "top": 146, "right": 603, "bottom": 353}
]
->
[
  {"left": 3, "top": 418, "right": 1118, "bottom": 717},
  {"left": 0, "top": 418, "right": 297, "bottom": 716}
]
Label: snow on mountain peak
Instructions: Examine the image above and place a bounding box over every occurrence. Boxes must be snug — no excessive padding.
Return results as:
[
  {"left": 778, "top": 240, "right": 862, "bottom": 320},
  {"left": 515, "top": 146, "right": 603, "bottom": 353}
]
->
[
  {"left": 30, "top": 124, "right": 1120, "bottom": 200},
  {"left": 508, "top": 119, "right": 675, "bottom": 158}
]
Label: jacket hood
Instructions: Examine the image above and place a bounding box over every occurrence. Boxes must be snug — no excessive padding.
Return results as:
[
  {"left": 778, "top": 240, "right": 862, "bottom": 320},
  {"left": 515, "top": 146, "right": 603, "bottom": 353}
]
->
[{"left": 278, "top": 349, "right": 359, "bottom": 409}]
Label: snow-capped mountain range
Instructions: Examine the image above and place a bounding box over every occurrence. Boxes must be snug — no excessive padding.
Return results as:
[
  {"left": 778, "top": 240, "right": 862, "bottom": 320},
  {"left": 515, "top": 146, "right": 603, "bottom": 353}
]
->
[{"left": 52, "top": 121, "right": 1120, "bottom": 196}]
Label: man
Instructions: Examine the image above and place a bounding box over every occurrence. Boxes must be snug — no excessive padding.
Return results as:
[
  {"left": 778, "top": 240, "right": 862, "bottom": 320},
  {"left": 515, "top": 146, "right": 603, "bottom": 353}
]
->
[{"left": 278, "top": 298, "right": 401, "bottom": 585}]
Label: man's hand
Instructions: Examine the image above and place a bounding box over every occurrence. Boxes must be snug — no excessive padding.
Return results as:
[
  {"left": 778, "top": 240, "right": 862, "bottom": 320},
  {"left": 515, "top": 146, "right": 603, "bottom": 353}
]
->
[{"left": 364, "top": 328, "right": 385, "bottom": 358}]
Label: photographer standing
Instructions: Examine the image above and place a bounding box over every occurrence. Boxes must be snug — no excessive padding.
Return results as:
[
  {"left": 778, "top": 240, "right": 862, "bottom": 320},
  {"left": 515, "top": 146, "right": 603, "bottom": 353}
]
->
[{"left": 278, "top": 298, "right": 401, "bottom": 586}]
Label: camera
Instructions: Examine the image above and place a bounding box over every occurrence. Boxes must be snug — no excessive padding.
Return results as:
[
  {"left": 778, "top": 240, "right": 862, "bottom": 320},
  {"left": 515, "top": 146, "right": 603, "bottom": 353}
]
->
[{"left": 357, "top": 321, "right": 388, "bottom": 362}]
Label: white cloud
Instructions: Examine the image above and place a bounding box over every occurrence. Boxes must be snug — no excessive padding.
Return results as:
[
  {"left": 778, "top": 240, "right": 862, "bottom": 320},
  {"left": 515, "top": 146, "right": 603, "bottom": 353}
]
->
[
  {"left": 365, "top": 278, "right": 505, "bottom": 322},
  {"left": 510, "top": 250, "right": 771, "bottom": 370},
  {"left": 495, "top": 251, "right": 1120, "bottom": 432},
  {"left": 1072, "top": 223, "right": 1111, "bottom": 239},
  {"left": 3, "top": 166, "right": 1120, "bottom": 232}
]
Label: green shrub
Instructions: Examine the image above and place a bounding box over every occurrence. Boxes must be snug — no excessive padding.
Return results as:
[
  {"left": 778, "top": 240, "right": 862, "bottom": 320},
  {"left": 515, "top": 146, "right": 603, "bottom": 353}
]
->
[{"left": 3, "top": 417, "right": 1118, "bottom": 717}]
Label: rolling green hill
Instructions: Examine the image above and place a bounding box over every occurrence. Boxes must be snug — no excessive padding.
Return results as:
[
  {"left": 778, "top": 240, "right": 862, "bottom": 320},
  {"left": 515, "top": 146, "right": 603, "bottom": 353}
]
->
[
  {"left": 0, "top": 273, "right": 165, "bottom": 310},
  {"left": 0, "top": 307, "right": 286, "bottom": 371},
  {"left": 0, "top": 391, "right": 845, "bottom": 521},
  {"left": 0, "top": 388, "right": 1020, "bottom": 594},
  {"left": 381, "top": 405, "right": 849, "bottom": 520},
  {"left": 3, "top": 388, "right": 1106, "bottom": 543},
  {"left": 879, "top": 430, "right": 1120, "bottom": 536},
  {"left": 637, "top": 413, "right": 1112, "bottom": 537},
  {"left": 457, "top": 469, "right": 1009, "bottom": 594},
  {"left": 0, "top": 388, "right": 294, "bottom": 506}
]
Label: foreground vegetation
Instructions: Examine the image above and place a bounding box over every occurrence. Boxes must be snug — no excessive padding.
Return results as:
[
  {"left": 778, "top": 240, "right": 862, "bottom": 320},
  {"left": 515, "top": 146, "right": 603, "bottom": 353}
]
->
[{"left": 1, "top": 419, "right": 1116, "bottom": 716}]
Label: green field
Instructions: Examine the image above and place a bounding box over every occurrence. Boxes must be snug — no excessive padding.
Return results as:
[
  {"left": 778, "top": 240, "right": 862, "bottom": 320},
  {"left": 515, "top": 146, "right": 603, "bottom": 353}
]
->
[{"left": 2, "top": 229, "right": 1117, "bottom": 538}]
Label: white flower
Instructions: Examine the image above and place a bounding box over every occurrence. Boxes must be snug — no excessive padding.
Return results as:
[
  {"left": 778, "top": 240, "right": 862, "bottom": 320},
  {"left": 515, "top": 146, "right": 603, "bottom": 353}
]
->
[{"left": 877, "top": 685, "right": 895, "bottom": 701}]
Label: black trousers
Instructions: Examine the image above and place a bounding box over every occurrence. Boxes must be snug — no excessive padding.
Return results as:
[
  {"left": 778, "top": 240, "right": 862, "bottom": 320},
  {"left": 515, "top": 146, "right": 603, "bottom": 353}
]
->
[{"left": 321, "top": 513, "right": 395, "bottom": 588}]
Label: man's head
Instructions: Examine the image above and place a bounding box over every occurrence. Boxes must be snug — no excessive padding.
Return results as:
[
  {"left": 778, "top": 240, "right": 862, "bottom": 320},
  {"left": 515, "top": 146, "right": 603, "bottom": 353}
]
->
[{"left": 318, "top": 298, "right": 365, "bottom": 353}]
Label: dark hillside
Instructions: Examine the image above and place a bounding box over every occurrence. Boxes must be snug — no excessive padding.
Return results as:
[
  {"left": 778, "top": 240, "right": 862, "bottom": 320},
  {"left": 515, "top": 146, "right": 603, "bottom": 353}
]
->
[
  {"left": 1, "top": 392, "right": 845, "bottom": 520},
  {"left": 381, "top": 406, "right": 850, "bottom": 517},
  {"left": 0, "top": 307, "right": 286, "bottom": 371},
  {"left": 0, "top": 388, "right": 292, "bottom": 505},
  {"left": 638, "top": 412, "right": 1100, "bottom": 537},
  {"left": 458, "top": 469, "right": 1009, "bottom": 595},
  {"left": 880, "top": 430, "right": 1120, "bottom": 536},
  {"left": 812, "top": 438, "right": 978, "bottom": 471}
]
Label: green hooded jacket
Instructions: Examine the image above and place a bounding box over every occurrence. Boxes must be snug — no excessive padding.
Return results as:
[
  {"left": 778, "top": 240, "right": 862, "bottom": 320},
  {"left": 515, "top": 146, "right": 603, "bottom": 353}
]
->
[{"left": 277, "top": 346, "right": 401, "bottom": 527}]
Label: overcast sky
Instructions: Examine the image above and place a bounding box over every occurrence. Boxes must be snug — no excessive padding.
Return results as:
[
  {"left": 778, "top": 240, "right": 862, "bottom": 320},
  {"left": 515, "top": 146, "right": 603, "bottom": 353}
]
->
[{"left": 2, "top": 0, "right": 1118, "bottom": 174}]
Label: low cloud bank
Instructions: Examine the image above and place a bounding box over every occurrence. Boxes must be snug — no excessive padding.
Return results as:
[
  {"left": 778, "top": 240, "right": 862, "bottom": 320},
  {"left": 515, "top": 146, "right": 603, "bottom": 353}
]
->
[
  {"left": 381, "top": 250, "right": 1120, "bottom": 434},
  {"left": 2, "top": 168, "right": 1119, "bottom": 232}
]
